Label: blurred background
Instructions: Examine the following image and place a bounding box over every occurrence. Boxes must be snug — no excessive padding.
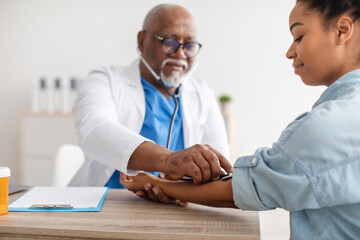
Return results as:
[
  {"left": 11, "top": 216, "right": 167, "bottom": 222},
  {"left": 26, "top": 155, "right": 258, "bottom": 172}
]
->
[{"left": 0, "top": 0, "right": 325, "bottom": 186}]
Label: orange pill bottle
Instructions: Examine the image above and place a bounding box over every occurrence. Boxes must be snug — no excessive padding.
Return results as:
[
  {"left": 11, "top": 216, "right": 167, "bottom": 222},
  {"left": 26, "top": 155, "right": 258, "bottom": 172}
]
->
[{"left": 0, "top": 167, "right": 11, "bottom": 215}]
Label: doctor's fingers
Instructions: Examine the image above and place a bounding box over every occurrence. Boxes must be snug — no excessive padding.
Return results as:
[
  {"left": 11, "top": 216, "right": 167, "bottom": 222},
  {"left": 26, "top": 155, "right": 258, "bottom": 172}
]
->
[
  {"left": 142, "top": 183, "right": 158, "bottom": 202},
  {"left": 200, "top": 147, "right": 225, "bottom": 182},
  {"left": 140, "top": 185, "right": 187, "bottom": 207},
  {"left": 184, "top": 144, "right": 222, "bottom": 183},
  {"left": 192, "top": 155, "right": 213, "bottom": 184},
  {"left": 136, "top": 190, "right": 150, "bottom": 200},
  {"left": 151, "top": 186, "right": 187, "bottom": 206},
  {"left": 207, "top": 145, "right": 233, "bottom": 174}
]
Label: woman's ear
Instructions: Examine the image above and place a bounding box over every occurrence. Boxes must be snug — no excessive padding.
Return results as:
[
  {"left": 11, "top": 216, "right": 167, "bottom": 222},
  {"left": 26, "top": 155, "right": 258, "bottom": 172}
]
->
[
  {"left": 137, "top": 31, "right": 145, "bottom": 53},
  {"left": 336, "top": 15, "right": 354, "bottom": 45}
]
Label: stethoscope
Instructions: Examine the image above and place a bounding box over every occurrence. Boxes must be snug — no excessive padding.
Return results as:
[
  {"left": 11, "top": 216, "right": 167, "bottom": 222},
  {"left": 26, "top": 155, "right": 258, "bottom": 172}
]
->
[
  {"left": 139, "top": 53, "right": 233, "bottom": 182},
  {"left": 138, "top": 51, "right": 198, "bottom": 149}
]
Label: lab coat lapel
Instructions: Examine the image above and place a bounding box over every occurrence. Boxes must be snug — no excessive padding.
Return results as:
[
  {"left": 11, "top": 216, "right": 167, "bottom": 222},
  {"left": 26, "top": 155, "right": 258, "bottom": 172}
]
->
[
  {"left": 125, "top": 60, "right": 145, "bottom": 119},
  {"left": 181, "top": 80, "right": 202, "bottom": 148}
]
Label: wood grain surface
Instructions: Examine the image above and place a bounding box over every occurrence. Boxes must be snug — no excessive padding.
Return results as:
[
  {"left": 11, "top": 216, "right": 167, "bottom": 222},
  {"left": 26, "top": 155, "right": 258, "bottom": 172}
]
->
[{"left": 0, "top": 189, "right": 259, "bottom": 240}]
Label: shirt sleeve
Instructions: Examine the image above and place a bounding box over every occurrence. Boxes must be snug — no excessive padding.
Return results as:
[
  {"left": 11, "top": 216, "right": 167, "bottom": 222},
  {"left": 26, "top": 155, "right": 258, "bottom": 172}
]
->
[
  {"left": 232, "top": 109, "right": 360, "bottom": 211},
  {"left": 73, "top": 66, "right": 151, "bottom": 175},
  {"left": 232, "top": 146, "right": 319, "bottom": 211}
]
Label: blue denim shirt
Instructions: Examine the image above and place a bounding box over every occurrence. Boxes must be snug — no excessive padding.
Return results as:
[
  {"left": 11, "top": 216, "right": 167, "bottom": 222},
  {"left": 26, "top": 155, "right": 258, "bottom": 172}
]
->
[{"left": 232, "top": 69, "right": 360, "bottom": 239}]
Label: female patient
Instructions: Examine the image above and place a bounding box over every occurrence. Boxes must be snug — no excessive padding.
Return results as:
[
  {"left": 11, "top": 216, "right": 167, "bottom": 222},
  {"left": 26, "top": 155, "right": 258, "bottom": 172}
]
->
[{"left": 121, "top": 0, "right": 360, "bottom": 239}]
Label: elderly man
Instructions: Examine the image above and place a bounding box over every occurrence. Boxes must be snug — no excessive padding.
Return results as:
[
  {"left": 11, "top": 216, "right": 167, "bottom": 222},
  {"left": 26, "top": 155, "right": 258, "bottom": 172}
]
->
[{"left": 70, "top": 3, "right": 232, "bottom": 203}]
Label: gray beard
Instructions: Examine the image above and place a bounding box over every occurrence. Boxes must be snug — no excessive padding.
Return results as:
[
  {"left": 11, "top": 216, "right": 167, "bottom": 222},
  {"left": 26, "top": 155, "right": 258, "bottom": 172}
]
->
[{"left": 160, "top": 70, "right": 183, "bottom": 87}]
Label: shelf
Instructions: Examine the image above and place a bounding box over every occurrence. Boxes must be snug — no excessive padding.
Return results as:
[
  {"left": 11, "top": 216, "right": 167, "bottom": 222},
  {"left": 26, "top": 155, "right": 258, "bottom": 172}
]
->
[{"left": 20, "top": 112, "right": 78, "bottom": 186}]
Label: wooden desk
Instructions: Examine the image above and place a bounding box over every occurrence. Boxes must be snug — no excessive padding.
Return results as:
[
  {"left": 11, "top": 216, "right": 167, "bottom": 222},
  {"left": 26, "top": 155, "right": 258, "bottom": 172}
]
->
[{"left": 1, "top": 189, "right": 260, "bottom": 240}]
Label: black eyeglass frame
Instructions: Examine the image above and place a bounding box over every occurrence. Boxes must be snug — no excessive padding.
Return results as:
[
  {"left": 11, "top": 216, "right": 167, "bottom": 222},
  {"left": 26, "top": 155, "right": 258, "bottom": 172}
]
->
[{"left": 142, "top": 30, "right": 202, "bottom": 58}]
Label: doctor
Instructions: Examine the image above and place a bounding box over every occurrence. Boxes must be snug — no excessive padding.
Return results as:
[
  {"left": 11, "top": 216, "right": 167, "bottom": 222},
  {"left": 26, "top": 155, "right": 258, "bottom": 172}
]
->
[{"left": 70, "top": 3, "right": 232, "bottom": 203}]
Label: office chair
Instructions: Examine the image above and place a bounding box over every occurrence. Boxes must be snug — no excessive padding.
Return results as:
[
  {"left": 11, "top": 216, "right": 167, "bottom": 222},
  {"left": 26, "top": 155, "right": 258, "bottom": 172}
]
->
[{"left": 53, "top": 144, "right": 84, "bottom": 187}]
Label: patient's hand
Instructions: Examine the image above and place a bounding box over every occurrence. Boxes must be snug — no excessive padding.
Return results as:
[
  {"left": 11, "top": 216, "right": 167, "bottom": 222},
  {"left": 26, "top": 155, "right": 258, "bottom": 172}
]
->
[{"left": 120, "top": 172, "right": 157, "bottom": 192}]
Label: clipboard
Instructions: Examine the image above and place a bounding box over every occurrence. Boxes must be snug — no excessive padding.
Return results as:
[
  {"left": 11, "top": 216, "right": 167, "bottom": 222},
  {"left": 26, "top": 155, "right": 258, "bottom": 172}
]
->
[{"left": 8, "top": 187, "right": 109, "bottom": 212}]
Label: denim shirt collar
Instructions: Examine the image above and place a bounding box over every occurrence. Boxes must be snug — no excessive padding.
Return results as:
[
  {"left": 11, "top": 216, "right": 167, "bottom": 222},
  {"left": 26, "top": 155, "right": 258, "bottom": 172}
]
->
[{"left": 313, "top": 69, "right": 360, "bottom": 108}]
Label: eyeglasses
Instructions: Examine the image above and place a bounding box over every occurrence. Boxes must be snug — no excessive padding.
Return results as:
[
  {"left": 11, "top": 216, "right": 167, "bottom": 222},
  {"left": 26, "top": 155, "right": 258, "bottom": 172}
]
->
[{"left": 143, "top": 30, "right": 202, "bottom": 58}]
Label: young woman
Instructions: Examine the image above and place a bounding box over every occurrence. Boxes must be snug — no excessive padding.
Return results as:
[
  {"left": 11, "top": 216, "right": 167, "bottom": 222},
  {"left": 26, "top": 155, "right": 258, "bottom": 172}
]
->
[{"left": 121, "top": 1, "right": 360, "bottom": 239}]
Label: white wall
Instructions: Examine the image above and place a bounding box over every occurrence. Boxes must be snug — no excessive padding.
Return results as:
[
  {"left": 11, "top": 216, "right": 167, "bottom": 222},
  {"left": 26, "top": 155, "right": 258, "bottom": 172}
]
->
[{"left": 0, "top": 0, "right": 325, "bottom": 184}]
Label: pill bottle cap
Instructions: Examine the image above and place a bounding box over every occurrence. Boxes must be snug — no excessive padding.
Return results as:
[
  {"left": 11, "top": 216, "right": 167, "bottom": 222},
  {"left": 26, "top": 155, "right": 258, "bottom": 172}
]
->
[{"left": 0, "top": 167, "right": 10, "bottom": 177}]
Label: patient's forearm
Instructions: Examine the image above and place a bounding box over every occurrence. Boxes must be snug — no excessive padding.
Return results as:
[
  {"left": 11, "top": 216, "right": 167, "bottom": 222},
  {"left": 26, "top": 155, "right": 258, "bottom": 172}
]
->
[{"left": 154, "top": 179, "right": 237, "bottom": 208}]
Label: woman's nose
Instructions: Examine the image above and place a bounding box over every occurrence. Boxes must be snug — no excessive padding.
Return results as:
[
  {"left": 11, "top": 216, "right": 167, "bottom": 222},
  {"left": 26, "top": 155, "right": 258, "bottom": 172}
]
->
[{"left": 286, "top": 43, "right": 296, "bottom": 59}]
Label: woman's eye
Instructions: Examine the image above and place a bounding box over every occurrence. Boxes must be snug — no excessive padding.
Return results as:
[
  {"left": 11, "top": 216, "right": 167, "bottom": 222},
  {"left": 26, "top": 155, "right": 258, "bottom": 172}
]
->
[{"left": 294, "top": 35, "right": 303, "bottom": 42}]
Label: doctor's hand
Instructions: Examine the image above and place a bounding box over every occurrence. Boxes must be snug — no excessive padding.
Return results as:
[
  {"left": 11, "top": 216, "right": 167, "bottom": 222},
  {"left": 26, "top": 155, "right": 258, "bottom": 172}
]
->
[
  {"left": 128, "top": 142, "right": 233, "bottom": 185},
  {"left": 164, "top": 144, "right": 233, "bottom": 184}
]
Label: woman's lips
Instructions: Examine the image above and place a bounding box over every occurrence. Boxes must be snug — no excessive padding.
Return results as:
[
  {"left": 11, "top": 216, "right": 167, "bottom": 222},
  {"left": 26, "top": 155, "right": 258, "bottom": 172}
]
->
[{"left": 293, "top": 63, "right": 304, "bottom": 74}]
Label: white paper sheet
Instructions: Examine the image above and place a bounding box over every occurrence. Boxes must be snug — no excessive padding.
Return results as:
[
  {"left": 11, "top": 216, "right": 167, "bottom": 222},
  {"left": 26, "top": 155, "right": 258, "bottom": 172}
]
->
[{"left": 9, "top": 187, "right": 108, "bottom": 209}]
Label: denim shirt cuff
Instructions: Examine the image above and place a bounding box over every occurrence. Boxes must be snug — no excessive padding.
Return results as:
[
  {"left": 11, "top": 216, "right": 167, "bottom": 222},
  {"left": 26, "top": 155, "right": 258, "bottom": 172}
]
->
[{"left": 232, "top": 155, "right": 270, "bottom": 211}]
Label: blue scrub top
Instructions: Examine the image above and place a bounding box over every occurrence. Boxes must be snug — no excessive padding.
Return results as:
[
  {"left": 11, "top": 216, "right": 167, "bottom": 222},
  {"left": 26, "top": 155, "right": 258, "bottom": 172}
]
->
[{"left": 105, "top": 77, "right": 185, "bottom": 188}]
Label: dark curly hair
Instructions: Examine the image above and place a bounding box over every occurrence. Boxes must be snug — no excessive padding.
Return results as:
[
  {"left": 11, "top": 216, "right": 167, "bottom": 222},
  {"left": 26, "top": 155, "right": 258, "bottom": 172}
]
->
[{"left": 297, "top": 0, "right": 360, "bottom": 25}]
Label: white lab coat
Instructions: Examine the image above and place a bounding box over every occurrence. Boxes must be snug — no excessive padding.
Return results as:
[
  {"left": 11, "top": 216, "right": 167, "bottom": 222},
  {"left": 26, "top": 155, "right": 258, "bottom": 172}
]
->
[{"left": 70, "top": 59, "right": 229, "bottom": 186}]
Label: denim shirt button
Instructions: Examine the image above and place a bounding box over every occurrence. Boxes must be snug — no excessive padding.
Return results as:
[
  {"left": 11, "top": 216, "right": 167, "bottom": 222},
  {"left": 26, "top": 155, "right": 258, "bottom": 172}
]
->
[{"left": 251, "top": 157, "right": 257, "bottom": 165}]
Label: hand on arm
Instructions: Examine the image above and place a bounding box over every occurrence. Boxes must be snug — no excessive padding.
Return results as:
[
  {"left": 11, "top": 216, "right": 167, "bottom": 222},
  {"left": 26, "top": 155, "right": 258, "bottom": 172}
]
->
[
  {"left": 126, "top": 142, "right": 233, "bottom": 206},
  {"left": 120, "top": 172, "right": 237, "bottom": 208},
  {"left": 127, "top": 142, "right": 233, "bottom": 184}
]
